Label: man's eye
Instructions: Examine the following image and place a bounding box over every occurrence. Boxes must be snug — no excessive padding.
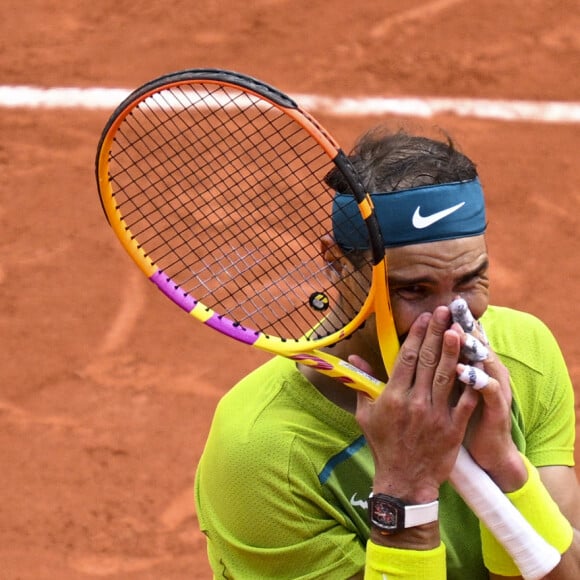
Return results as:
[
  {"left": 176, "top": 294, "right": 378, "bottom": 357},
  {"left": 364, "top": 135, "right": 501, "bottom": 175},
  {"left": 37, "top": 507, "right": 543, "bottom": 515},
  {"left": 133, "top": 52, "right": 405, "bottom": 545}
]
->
[
  {"left": 456, "top": 275, "right": 485, "bottom": 292},
  {"left": 396, "top": 286, "right": 428, "bottom": 300}
]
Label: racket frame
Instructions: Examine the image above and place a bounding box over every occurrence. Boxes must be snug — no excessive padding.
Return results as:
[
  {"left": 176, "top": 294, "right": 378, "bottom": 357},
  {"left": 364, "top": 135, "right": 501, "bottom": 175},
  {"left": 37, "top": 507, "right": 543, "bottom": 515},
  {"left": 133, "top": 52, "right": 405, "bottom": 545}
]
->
[{"left": 96, "top": 69, "right": 398, "bottom": 393}]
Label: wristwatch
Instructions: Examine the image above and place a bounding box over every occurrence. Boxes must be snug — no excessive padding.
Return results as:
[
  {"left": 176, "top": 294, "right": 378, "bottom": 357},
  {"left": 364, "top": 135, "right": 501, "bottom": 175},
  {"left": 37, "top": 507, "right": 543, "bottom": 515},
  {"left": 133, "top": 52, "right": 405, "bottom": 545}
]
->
[{"left": 368, "top": 493, "right": 439, "bottom": 535}]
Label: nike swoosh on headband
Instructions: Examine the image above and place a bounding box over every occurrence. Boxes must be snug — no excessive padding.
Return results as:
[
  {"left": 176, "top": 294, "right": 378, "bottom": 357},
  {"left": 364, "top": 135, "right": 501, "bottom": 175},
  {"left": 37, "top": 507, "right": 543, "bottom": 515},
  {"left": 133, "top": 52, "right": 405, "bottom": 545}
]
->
[
  {"left": 412, "top": 201, "right": 466, "bottom": 229},
  {"left": 332, "top": 178, "right": 486, "bottom": 248}
]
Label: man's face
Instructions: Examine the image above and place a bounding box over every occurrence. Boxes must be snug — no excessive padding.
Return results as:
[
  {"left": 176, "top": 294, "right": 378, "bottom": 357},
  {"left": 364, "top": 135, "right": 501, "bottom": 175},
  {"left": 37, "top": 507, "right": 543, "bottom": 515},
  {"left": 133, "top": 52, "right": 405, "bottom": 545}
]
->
[
  {"left": 385, "top": 234, "right": 490, "bottom": 338},
  {"left": 328, "top": 234, "right": 489, "bottom": 381}
]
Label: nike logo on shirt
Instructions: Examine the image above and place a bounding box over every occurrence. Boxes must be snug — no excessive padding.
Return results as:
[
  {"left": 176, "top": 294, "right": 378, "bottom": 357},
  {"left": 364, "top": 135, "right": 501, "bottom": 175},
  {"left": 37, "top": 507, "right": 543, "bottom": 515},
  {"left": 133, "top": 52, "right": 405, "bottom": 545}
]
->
[
  {"left": 350, "top": 493, "right": 368, "bottom": 509},
  {"left": 412, "top": 201, "right": 465, "bottom": 229}
]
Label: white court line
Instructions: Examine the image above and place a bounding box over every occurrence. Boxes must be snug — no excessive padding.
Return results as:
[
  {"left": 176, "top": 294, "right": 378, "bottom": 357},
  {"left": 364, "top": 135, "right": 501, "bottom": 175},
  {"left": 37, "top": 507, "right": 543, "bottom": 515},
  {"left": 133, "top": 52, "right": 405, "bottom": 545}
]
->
[{"left": 1, "top": 85, "right": 579, "bottom": 123}]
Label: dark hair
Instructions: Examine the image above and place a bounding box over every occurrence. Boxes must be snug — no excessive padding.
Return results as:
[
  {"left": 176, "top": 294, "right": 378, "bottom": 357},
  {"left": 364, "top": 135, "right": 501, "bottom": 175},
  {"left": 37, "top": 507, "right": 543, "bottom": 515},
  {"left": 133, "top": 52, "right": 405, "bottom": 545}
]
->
[{"left": 325, "top": 127, "right": 478, "bottom": 193}]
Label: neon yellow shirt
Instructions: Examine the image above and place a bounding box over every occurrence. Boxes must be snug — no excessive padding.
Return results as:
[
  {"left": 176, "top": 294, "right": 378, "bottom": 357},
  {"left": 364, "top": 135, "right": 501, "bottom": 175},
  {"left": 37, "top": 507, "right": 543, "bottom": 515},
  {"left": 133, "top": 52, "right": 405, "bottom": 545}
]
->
[{"left": 195, "top": 306, "right": 575, "bottom": 579}]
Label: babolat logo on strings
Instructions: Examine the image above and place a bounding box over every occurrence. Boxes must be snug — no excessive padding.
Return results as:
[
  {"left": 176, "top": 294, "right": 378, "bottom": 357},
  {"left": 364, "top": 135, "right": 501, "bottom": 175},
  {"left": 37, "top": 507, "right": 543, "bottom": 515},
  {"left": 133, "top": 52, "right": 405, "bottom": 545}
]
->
[{"left": 309, "top": 292, "right": 330, "bottom": 311}]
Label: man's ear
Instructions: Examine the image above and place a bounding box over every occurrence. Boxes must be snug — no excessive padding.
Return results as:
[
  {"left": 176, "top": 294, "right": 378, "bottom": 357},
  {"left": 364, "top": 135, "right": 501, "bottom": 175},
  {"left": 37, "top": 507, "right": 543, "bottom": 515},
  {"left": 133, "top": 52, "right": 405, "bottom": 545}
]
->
[{"left": 320, "top": 234, "right": 347, "bottom": 277}]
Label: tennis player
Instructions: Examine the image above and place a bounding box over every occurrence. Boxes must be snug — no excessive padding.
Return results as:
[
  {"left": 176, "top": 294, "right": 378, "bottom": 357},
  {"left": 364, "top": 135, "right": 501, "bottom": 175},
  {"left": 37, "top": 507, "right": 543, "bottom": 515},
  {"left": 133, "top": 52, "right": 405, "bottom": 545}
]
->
[{"left": 195, "top": 127, "right": 579, "bottom": 579}]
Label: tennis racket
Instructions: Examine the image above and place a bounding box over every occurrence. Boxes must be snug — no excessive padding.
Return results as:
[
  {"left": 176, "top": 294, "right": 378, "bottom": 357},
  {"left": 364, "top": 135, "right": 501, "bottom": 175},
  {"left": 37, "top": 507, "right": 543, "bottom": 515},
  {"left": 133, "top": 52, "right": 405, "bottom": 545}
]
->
[{"left": 96, "top": 69, "right": 559, "bottom": 579}]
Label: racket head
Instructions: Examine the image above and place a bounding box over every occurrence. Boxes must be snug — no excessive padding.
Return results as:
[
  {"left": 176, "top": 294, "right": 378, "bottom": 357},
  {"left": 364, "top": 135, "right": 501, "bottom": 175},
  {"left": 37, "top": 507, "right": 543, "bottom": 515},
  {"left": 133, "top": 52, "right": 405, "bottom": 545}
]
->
[{"left": 96, "top": 69, "right": 391, "bottom": 356}]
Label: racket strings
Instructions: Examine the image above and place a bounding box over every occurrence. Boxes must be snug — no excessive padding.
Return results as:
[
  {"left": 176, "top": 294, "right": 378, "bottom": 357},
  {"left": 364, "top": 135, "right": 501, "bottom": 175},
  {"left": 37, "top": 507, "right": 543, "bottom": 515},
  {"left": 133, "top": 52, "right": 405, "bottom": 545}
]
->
[
  {"left": 119, "top": 93, "right": 296, "bottom": 249},
  {"left": 108, "top": 81, "right": 371, "bottom": 341},
  {"left": 190, "top": 245, "right": 325, "bottom": 330},
  {"left": 188, "top": 243, "right": 368, "bottom": 339}
]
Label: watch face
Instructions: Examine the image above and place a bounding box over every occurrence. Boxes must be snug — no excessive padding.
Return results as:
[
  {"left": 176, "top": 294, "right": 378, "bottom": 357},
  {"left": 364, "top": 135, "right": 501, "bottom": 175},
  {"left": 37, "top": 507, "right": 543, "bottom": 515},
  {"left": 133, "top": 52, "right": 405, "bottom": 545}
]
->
[
  {"left": 370, "top": 495, "right": 404, "bottom": 532},
  {"left": 376, "top": 503, "right": 398, "bottom": 527}
]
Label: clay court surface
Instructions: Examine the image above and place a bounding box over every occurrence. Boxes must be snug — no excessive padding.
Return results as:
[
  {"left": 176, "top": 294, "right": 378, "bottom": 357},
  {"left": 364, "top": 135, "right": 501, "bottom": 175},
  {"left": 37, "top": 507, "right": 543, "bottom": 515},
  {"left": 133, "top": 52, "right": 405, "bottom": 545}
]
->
[{"left": 1, "top": 1, "right": 579, "bottom": 578}]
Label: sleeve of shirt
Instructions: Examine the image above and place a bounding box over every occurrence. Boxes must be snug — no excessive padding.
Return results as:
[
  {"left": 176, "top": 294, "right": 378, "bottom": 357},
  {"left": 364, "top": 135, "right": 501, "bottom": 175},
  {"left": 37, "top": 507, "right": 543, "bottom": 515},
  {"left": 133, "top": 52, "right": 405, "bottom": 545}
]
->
[
  {"left": 523, "top": 319, "right": 576, "bottom": 467},
  {"left": 493, "top": 308, "right": 576, "bottom": 468}
]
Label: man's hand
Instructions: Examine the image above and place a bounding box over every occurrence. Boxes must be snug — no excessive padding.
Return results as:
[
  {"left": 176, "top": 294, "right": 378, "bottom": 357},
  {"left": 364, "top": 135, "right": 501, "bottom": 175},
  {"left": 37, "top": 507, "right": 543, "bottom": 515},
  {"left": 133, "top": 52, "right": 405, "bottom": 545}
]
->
[
  {"left": 354, "top": 306, "right": 479, "bottom": 503},
  {"left": 451, "top": 298, "right": 527, "bottom": 491}
]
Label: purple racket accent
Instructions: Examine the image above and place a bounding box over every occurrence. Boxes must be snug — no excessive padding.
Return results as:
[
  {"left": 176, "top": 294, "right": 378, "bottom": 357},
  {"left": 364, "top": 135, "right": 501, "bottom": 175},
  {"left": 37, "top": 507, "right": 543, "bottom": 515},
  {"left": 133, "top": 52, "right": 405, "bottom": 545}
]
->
[
  {"left": 205, "top": 313, "right": 260, "bottom": 345},
  {"left": 150, "top": 270, "right": 197, "bottom": 312},
  {"left": 150, "top": 270, "right": 259, "bottom": 345},
  {"left": 335, "top": 376, "right": 356, "bottom": 385},
  {"left": 291, "top": 354, "right": 355, "bottom": 384},
  {"left": 290, "top": 354, "right": 334, "bottom": 371}
]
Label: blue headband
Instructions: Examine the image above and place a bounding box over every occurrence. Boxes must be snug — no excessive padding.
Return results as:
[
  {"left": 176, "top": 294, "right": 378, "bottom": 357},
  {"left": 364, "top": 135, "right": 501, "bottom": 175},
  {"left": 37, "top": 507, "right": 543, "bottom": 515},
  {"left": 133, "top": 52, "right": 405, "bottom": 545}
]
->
[{"left": 332, "top": 177, "right": 487, "bottom": 249}]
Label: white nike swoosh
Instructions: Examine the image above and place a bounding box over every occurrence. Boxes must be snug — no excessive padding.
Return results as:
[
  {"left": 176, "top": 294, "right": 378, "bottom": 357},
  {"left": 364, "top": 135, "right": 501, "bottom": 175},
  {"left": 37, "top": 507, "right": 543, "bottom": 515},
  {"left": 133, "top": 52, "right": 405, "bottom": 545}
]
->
[
  {"left": 412, "top": 201, "right": 466, "bottom": 229},
  {"left": 350, "top": 493, "right": 368, "bottom": 509}
]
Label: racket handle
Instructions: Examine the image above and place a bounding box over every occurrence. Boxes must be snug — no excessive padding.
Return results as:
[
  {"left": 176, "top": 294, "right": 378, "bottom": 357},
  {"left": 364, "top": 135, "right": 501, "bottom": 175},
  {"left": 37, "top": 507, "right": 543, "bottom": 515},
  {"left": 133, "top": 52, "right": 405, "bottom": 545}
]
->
[{"left": 451, "top": 446, "right": 561, "bottom": 580}]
